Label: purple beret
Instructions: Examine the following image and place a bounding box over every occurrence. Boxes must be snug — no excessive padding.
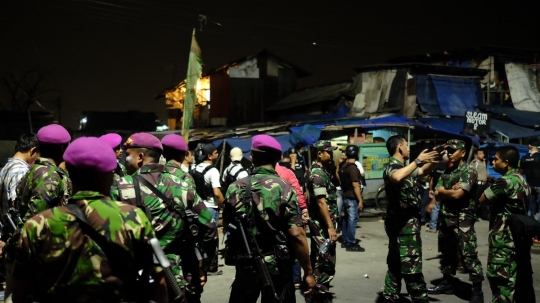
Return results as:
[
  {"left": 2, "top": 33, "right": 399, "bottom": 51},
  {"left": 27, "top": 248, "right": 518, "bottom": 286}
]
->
[
  {"left": 99, "top": 133, "right": 122, "bottom": 149},
  {"left": 63, "top": 137, "right": 117, "bottom": 173},
  {"left": 252, "top": 135, "right": 282, "bottom": 153},
  {"left": 161, "top": 134, "right": 188, "bottom": 152},
  {"left": 124, "top": 133, "right": 163, "bottom": 152},
  {"left": 37, "top": 124, "right": 71, "bottom": 144}
]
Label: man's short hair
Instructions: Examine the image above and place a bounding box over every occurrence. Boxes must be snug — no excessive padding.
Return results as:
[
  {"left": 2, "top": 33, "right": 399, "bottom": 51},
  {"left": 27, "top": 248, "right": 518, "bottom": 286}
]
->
[
  {"left": 496, "top": 146, "right": 520, "bottom": 168},
  {"left": 133, "top": 147, "right": 161, "bottom": 162},
  {"left": 282, "top": 151, "right": 291, "bottom": 160},
  {"left": 162, "top": 146, "right": 186, "bottom": 161},
  {"left": 475, "top": 149, "right": 484, "bottom": 155},
  {"left": 529, "top": 137, "right": 540, "bottom": 147},
  {"left": 386, "top": 135, "right": 406, "bottom": 155},
  {"left": 15, "top": 133, "right": 38, "bottom": 153}
]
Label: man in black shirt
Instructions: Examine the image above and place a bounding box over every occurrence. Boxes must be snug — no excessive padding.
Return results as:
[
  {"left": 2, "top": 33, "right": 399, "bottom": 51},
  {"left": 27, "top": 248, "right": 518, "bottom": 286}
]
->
[
  {"left": 338, "top": 145, "right": 365, "bottom": 252},
  {"left": 520, "top": 137, "right": 540, "bottom": 243}
]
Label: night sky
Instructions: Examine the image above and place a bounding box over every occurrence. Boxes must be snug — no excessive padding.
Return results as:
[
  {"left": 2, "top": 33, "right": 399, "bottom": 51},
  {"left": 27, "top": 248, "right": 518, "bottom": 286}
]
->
[{"left": 2, "top": 0, "right": 540, "bottom": 129}]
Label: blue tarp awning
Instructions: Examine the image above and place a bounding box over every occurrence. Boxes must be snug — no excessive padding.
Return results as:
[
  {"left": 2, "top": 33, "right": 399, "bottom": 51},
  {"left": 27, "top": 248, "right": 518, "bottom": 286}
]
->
[
  {"left": 418, "top": 117, "right": 539, "bottom": 144},
  {"left": 478, "top": 105, "right": 540, "bottom": 128},
  {"left": 489, "top": 119, "right": 540, "bottom": 139},
  {"left": 417, "top": 117, "right": 478, "bottom": 144},
  {"left": 289, "top": 115, "right": 415, "bottom": 133},
  {"left": 213, "top": 134, "right": 292, "bottom": 159},
  {"left": 416, "top": 75, "right": 482, "bottom": 116},
  {"left": 431, "top": 76, "right": 482, "bottom": 116}
]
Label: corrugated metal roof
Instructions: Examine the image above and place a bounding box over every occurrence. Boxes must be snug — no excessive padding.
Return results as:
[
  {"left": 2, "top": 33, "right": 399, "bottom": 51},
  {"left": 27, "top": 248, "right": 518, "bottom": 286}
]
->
[{"left": 267, "top": 82, "right": 353, "bottom": 111}]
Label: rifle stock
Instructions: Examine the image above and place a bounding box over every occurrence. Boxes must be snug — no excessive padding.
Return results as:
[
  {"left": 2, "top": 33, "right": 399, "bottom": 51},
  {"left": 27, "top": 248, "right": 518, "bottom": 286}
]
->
[{"left": 149, "top": 238, "right": 184, "bottom": 302}]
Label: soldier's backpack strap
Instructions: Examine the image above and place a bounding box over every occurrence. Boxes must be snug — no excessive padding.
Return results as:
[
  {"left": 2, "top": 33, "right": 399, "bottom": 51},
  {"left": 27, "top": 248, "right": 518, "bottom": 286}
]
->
[
  {"left": 64, "top": 203, "right": 142, "bottom": 299},
  {"left": 133, "top": 175, "right": 188, "bottom": 219},
  {"left": 132, "top": 176, "right": 153, "bottom": 221}
]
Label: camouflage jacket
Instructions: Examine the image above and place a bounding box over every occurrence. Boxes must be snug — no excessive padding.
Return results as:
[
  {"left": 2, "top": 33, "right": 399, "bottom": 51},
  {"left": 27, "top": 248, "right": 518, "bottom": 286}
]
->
[
  {"left": 110, "top": 163, "right": 217, "bottom": 266},
  {"left": 12, "top": 191, "right": 158, "bottom": 302},
  {"left": 223, "top": 166, "right": 301, "bottom": 272},
  {"left": 15, "top": 157, "right": 72, "bottom": 223},
  {"left": 484, "top": 169, "right": 530, "bottom": 235},
  {"left": 383, "top": 157, "right": 420, "bottom": 234},
  {"left": 436, "top": 161, "right": 478, "bottom": 223},
  {"left": 307, "top": 162, "right": 337, "bottom": 218},
  {"left": 164, "top": 160, "right": 196, "bottom": 187},
  {"left": 113, "top": 162, "right": 127, "bottom": 179}
]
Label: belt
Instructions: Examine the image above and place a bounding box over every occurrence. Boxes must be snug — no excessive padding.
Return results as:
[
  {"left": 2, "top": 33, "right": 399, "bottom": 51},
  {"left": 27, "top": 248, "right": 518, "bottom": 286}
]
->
[{"left": 477, "top": 181, "right": 486, "bottom": 185}]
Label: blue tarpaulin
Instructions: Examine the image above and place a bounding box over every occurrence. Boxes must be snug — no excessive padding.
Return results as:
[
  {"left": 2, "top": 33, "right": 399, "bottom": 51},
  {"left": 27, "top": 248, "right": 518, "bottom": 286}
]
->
[
  {"left": 478, "top": 105, "right": 540, "bottom": 128},
  {"left": 430, "top": 76, "right": 482, "bottom": 116},
  {"left": 416, "top": 75, "right": 443, "bottom": 115},
  {"left": 417, "top": 117, "right": 478, "bottom": 144},
  {"left": 289, "top": 115, "right": 415, "bottom": 133},
  {"left": 489, "top": 119, "right": 540, "bottom": 139},
  {"left": 213, "top": 134, "right": 292, "bottom": 159},
  {"left": 289, "top": 124, "right": 321, "bottom": 147},
  {"left": 418, "top": 117, "right": 539, "bottom": 145}
]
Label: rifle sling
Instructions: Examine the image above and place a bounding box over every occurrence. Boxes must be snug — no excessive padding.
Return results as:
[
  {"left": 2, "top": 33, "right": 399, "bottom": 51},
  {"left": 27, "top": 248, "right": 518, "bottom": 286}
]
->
[
  {"left": 65, "top": 204, "right": 130, "bottom": 282},
  {"left": 133, "top": 175, "right": 188, "bottom": 219}
]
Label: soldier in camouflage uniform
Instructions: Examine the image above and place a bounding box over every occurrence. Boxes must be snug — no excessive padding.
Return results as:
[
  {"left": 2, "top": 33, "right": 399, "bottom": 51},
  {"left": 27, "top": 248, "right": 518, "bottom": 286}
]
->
[
  {"left": 99, "top": 133, "right": 127, "bottom": 178},
  {"left": 382, "top": 135, "right": 438, "bottom": 303},
  {"left": 479, "top": 146, "right": 534, "bottom": 302},
  {"left": 110, "top": 133, "right": 217, "bottom": 303},
  {"left": 428, "top": 140, "right": 485, "bottom": 303},
  {"left": 222, "top": 134, "right": 315, "bottom": 303},
  {"left": 12, "top": 137, "right": 167, "bottom": 302},
  {"left": 15, "top": 124, "right": 72, "bottom": 223},
  {"left": 306, "top": 140, "right": 339, "bottom": 303},
  {"left": 161, "top": 134, "right": 196, "bottom": 186}
]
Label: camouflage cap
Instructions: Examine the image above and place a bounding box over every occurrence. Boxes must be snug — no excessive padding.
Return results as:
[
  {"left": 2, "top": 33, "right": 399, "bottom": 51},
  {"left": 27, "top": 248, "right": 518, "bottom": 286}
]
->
[
  {"left": 446, "top": 139, "right": 465, "bottom": 150},
  {"left": 64, "top": 137, "right": 117, "bottom": 173},
  {"left": 124, "top": 133, "right": 163, "bottom": 152},
  {"left": 313, "top": 140, "right": 337, "bottom": 152},
  {"left": 99, "top": 133, "right": 122, "bottom": 149},
  {"left": 161, "top": 134, "right": 188, "bottom": 152},
  {"left": 37, "top": 124, "right": 71, "bottom": 144}
]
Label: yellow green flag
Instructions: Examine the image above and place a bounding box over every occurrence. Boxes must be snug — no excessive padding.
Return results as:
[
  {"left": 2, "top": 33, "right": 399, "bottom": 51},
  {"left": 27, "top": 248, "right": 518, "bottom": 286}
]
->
[{"left": 182, "top": 30, "right": 202, "bottom": 141}]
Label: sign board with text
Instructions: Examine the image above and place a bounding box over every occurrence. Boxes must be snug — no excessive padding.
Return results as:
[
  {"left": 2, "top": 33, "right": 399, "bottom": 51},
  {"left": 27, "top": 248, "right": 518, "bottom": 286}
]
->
[{"left": 463, "top": 111, "right": 490, "bottom": 136}]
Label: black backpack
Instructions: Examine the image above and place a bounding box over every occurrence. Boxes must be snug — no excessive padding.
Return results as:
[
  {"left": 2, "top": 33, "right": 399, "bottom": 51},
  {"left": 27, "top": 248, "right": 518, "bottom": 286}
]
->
[
  {"left": 223, "top": 166, "right": 247, "bottom": 190},
  {"left": 189, "top": 165, "right": 215, "bottom": 200}
]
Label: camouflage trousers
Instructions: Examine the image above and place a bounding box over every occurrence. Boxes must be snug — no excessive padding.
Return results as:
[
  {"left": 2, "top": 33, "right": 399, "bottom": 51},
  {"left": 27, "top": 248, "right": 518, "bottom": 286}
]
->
[
  {"left": 168, "top": 253, "right": 188, "bottom": 302},
  {"left": 308, "top": 203, "right": 338, "bottom": 293},
  {"left": 383, "top": 232, "right": 429, "bottom": 303},
  {"left": 487, "top": 227, "right": 535, "bottom": 303},
  {"left": 229, "top": 261, "right": 295, "bottom": 303},
  {"left": 439, "top": 216, "right": 484, "bottom": 282}
]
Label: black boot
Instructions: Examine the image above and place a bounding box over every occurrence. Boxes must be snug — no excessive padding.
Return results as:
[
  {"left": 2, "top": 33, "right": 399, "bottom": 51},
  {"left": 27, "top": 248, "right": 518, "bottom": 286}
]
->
[
  {"left": 469, "top": 284, "right": 484, "bottom": 303},
  {"left": 427, "top": 279, "right": 454, "bottom": 294}
]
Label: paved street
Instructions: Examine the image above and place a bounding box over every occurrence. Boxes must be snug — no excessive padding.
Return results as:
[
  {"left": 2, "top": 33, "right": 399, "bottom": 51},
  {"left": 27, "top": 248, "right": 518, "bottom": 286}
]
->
[{"left": 201, "top": 218, "right": 540, "bottom": 303}]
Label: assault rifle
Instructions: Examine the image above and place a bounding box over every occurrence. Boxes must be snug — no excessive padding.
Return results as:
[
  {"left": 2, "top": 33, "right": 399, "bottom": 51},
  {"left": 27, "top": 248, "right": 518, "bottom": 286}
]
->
[
  {"left": 149, "top": 238, "right": 184, "bottom": 302},
  {"left": 228, "top": 213, "right": 280, "bottom": 301},
  {"left": 1, "top": 208, "right": 22, "bottom": 235},
  {"left": 179, "top": 208, "right": 208, "bottom": 295}
]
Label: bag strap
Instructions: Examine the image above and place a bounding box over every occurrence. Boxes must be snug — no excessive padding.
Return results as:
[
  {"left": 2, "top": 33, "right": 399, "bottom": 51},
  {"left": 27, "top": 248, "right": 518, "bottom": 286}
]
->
[
  {"left": 133, "top": 175, "right": 188, "bottom": 218},
  {"left": 233, "top": 167, "right": 245, "bottom": 179}
]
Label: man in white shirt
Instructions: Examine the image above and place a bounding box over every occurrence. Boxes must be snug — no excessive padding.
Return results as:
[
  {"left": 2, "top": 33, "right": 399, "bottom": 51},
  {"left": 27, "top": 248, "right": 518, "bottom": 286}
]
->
[
  {"left": 0, "top": 133, "right": 39, "bottom": 303},
  {"left": 355, "top": 159, "right": 366, "bottom": 191},
  {"left": 1, "top": 134, "right": 39, "bottom": 215},
  {"left": 181, "top": 150, "right": 194, "bottom": 173},
  {"left": 194, "top": 144, "right": 225, "bottom": 275},
  {"left": 222, "top": 147, "right": 248, "bottom": 191}
]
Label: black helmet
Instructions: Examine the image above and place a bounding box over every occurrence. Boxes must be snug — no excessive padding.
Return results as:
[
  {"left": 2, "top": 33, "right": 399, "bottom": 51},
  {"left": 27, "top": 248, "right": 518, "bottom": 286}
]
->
[{"left": 345, "top": 145, "right": 359, "bottom": 158}]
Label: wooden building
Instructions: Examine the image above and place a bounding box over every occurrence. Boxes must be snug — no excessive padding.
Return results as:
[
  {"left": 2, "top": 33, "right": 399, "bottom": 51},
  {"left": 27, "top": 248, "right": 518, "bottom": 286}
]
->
[{"left": 157, "top": 50, "right": 310, "bottom": 129}]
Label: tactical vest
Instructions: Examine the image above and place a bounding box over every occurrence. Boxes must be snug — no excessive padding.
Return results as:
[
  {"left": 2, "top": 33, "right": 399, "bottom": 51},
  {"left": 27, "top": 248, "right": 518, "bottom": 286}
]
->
[{"left": 189, "top": 165, "right": 215, "bottom": 200}]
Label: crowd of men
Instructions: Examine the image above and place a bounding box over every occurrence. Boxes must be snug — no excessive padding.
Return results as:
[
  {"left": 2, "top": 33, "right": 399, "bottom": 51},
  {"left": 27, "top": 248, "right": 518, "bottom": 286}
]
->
[{"left": 0, "top": 123, "right": 538, "bottom": 303}]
